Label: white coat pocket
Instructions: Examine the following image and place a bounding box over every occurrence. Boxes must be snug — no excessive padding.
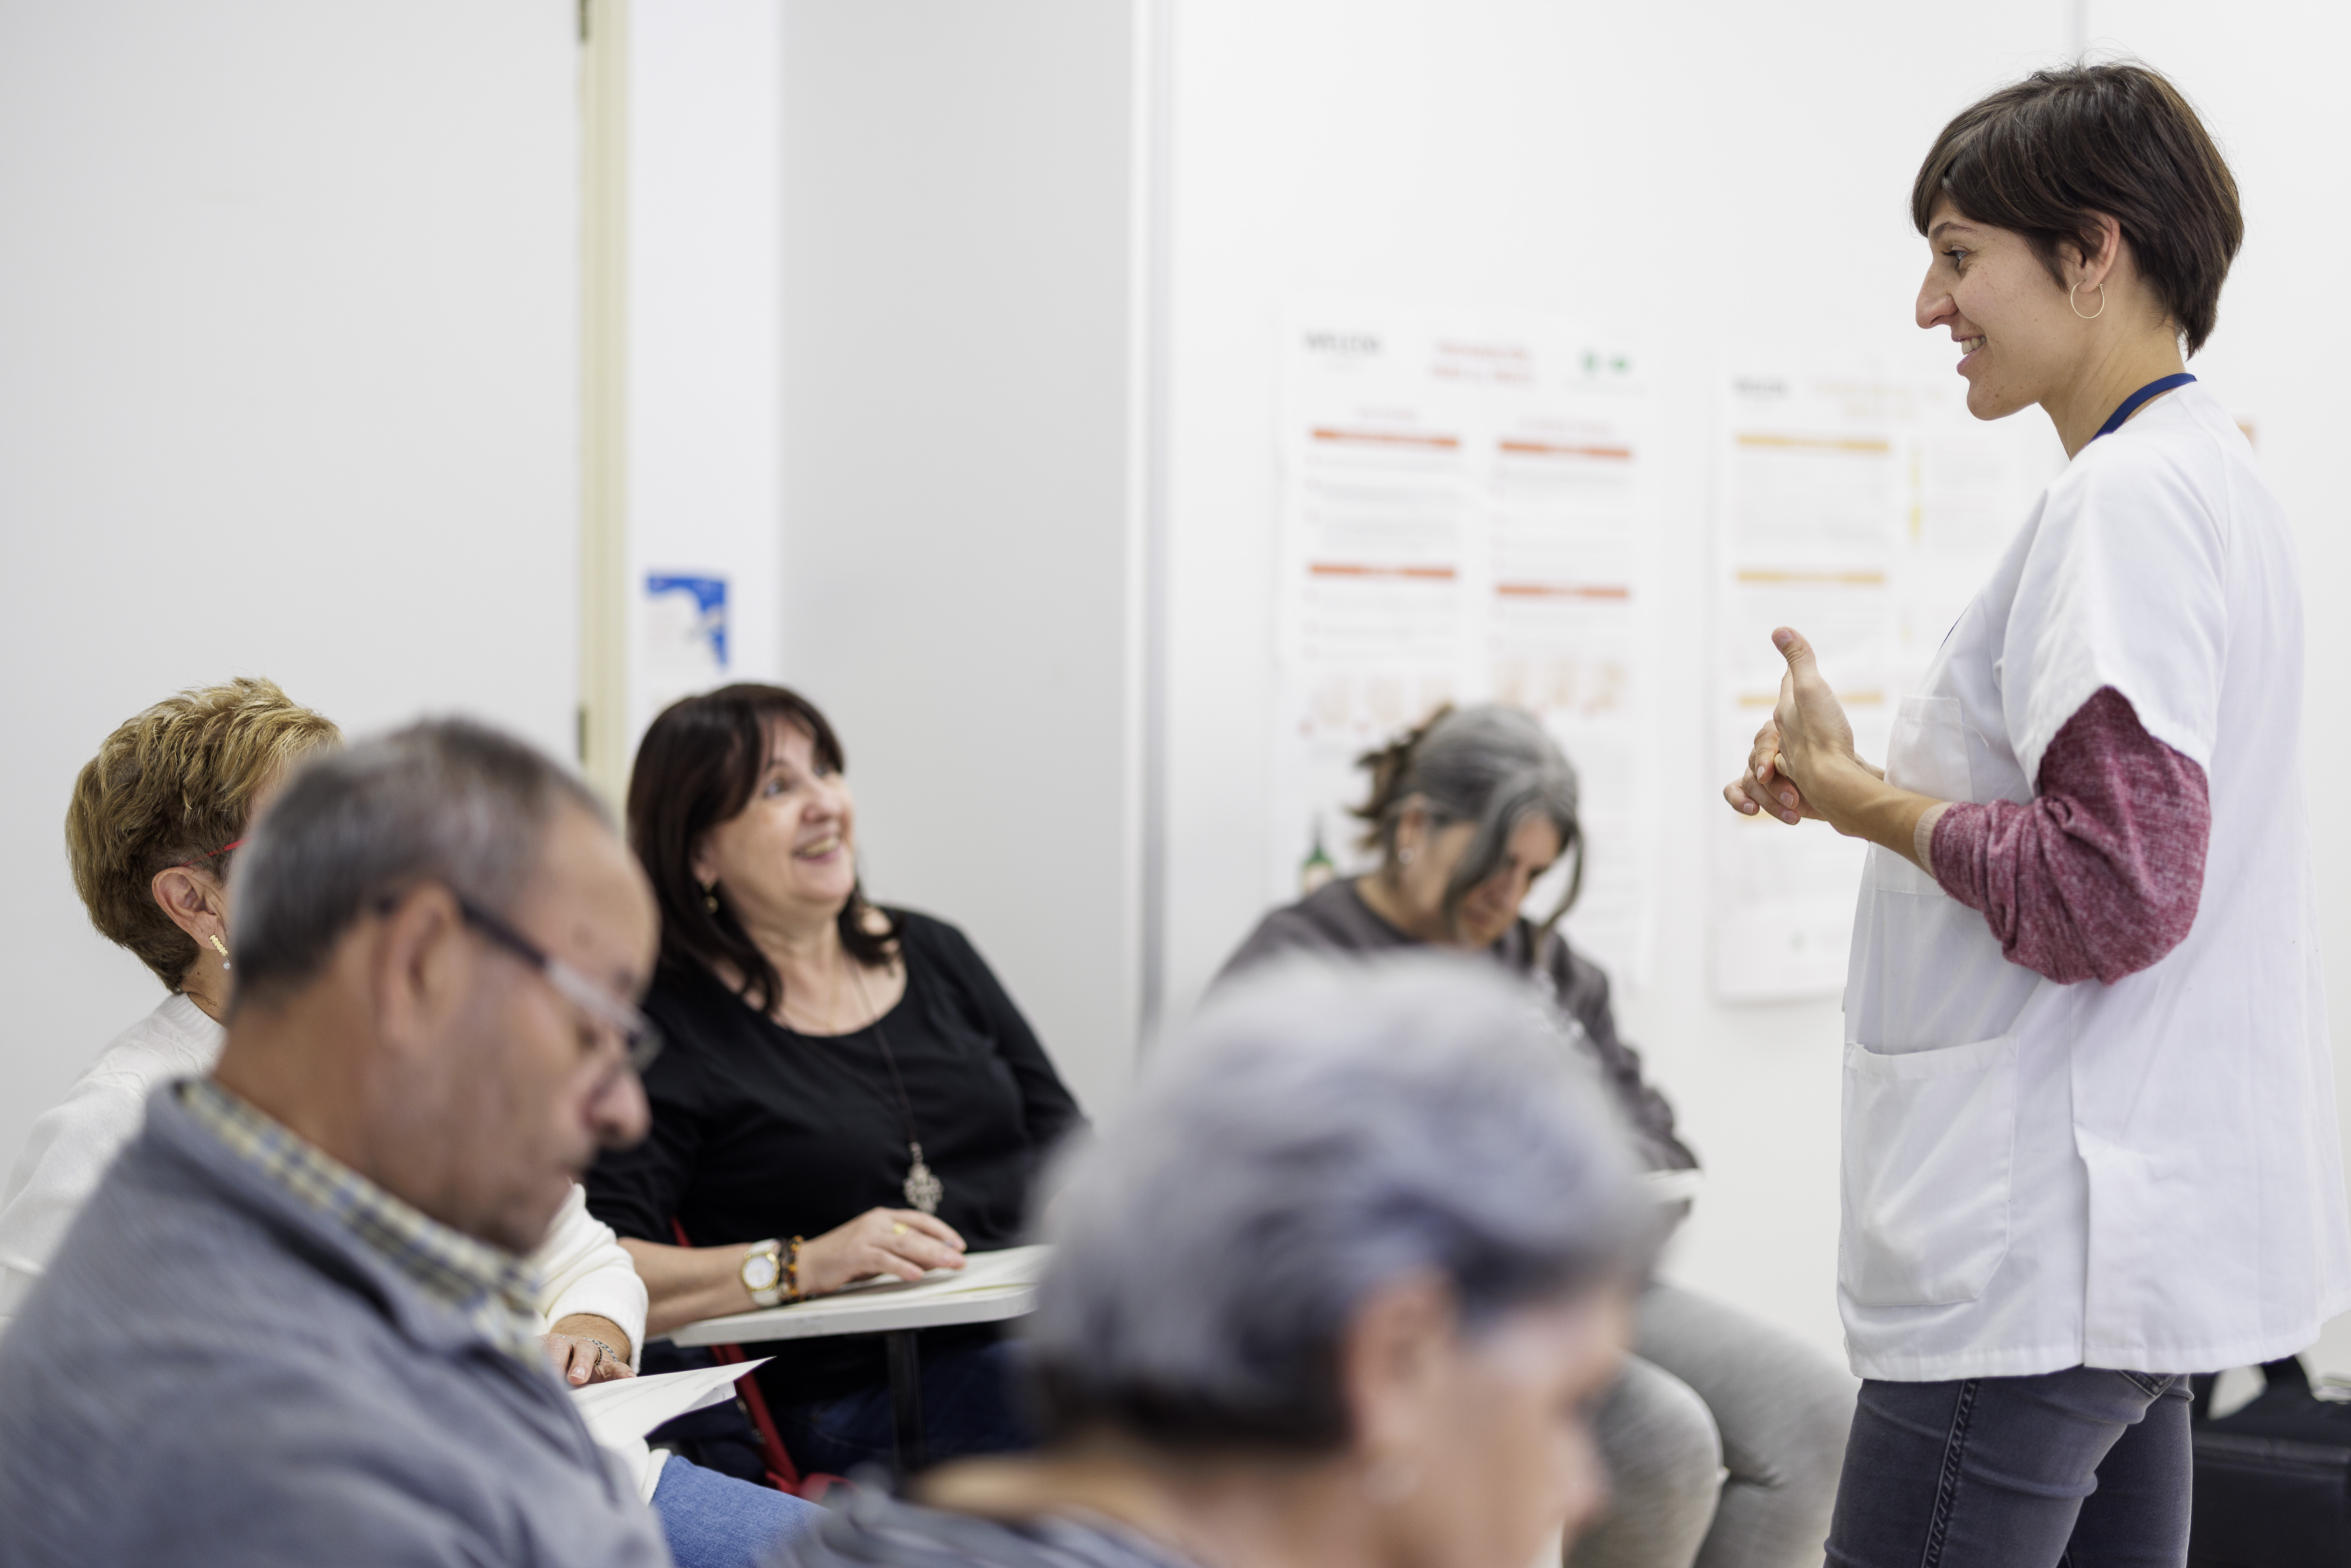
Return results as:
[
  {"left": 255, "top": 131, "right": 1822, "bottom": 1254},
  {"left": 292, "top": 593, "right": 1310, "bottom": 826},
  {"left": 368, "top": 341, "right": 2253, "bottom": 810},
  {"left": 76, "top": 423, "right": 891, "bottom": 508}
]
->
[
  {"left": 1872, "top": 695, "right": 1975, "bottom": 896},
  {"left": 1839, "top": 1032, "right": 2019, "bottom": 1307}
]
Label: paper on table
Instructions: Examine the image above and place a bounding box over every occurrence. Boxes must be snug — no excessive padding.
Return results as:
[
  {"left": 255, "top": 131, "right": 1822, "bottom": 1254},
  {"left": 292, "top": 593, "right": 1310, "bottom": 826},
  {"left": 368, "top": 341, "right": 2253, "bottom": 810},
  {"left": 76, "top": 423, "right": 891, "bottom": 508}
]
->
[
  {"left": 572, "top": 1358, "right": 770, "bottom": 1444},
  {"left": 820, "top": 1243, "right": 1049, "bottom": 1305},
  {"left": 571, "top": 1358, "right": 769, "bottom": 1503}
]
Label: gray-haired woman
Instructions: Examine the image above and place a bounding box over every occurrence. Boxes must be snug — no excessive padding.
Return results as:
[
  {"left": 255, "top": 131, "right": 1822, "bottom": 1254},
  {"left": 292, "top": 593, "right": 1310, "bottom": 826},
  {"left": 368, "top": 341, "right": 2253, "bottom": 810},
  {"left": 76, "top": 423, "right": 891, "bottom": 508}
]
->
[
  {"left": 781, "top": 955, "right": 1655, "bottom": 1568},
  {"left": 1220, "top": 705, "right": 1853, "bottom": 1568}
]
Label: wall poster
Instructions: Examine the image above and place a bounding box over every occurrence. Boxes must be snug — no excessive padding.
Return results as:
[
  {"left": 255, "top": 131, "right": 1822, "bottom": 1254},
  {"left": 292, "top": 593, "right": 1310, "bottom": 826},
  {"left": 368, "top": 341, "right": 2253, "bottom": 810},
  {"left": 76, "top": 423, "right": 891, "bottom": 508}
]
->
[{"left": 1274, "top": 308, "right": 1659, "bottom": 984}]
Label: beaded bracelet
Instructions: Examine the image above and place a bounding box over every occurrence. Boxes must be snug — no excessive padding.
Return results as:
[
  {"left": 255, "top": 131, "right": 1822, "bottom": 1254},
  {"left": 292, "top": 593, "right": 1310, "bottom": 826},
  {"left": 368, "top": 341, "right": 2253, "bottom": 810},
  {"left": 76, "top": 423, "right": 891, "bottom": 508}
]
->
[{"left": 784, "top": 1236, "right": 805, "bottom": 1303}]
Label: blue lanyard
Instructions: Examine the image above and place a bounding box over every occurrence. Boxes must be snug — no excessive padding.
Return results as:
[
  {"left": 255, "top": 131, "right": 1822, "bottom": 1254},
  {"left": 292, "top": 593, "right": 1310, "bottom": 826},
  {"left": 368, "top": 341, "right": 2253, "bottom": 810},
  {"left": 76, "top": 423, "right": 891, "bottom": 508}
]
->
[{"left": 2092, "top": 373, "right": 2196, "bottom": 441}]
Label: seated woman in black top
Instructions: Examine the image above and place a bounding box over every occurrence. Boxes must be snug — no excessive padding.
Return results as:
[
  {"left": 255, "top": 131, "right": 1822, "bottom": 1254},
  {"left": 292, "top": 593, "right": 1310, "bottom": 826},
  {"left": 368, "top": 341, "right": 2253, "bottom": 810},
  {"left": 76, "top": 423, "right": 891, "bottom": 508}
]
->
[{"left": 585, "top": 683, "right": 1085, "bottom": 1478}]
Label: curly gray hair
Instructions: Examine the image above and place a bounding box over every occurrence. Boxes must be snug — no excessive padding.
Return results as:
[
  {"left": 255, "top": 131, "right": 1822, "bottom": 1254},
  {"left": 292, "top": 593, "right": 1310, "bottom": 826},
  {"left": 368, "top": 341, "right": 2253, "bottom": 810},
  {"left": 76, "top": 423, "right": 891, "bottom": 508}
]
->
[
  {"left": 1353, "top": 704, "right": 1584, "bottom": 939},
  {"left": 1024, "top": 953, "right": 1653, "bottom": 1451}
]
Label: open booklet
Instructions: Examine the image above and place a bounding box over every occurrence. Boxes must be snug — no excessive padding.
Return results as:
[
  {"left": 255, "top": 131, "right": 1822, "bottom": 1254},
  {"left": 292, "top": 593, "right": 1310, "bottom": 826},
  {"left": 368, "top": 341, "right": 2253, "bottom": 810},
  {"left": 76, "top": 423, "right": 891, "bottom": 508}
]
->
[{"left": 571, "top": 1357, "right": 770, "bottom": 1503}]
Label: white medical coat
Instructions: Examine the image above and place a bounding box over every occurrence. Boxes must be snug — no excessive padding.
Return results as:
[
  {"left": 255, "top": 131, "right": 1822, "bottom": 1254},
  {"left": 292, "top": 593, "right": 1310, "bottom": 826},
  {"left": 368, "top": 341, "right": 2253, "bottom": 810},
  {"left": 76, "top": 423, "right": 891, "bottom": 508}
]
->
[{"left": 1839, "top": 382, "right": 2351, "bottom": 1381}]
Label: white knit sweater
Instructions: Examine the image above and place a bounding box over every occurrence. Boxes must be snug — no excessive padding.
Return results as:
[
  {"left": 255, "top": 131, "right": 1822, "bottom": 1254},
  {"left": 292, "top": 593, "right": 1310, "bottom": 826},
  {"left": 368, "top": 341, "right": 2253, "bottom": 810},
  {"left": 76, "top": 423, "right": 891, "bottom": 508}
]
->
[{"left": 0, "top": 992, "right": 648, "bottom": 1356}]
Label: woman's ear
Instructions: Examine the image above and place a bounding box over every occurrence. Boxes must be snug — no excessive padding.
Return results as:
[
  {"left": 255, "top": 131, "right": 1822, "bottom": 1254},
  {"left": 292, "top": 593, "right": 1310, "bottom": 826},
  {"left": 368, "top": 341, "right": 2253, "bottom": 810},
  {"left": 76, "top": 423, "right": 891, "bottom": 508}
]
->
[
  {"left": 2071, "top": 212, "right": 2126, "bottom": 290},
  {"left": 1339, "top": 1270, "right": 1455, "bottom": 1470},
  {"left": 1393, "top": 801, "right": 1430, "bottom": 860},
  {"left": 149, "top": 865, "right": 226, "bottom": 946},
  {"left": 688, "top": 832, "right": 716, "bottom": 891}
]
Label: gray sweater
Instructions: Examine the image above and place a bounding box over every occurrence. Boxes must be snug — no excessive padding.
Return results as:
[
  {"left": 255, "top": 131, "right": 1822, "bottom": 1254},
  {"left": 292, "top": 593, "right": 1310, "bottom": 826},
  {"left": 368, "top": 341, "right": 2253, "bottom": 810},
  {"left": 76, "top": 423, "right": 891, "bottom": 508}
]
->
[
  {"left": 1219, "top": 878, "right": 1697, "bottom": 1173},
  {"left": 0, "top": 1083, "right": 670, "bottom": 1568},
  {"left": 779, "top": 1486, "right": 1193, "bottom": 1568}
]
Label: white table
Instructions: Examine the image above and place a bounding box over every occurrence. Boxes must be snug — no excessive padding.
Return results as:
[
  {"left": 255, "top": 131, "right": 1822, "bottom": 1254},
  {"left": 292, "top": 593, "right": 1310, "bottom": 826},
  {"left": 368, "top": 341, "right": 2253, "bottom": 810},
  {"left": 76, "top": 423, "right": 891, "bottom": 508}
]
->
[{"left": 659, "top": 1246, "right": 1046, "bottom": 1474}]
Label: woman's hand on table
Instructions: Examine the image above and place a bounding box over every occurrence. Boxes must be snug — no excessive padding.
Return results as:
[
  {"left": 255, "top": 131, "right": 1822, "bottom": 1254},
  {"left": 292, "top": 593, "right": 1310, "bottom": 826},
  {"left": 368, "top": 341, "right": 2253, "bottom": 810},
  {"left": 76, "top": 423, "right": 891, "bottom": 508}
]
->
[{"left": 796, "top": 1208, "right": 967, "bottom": 1296}]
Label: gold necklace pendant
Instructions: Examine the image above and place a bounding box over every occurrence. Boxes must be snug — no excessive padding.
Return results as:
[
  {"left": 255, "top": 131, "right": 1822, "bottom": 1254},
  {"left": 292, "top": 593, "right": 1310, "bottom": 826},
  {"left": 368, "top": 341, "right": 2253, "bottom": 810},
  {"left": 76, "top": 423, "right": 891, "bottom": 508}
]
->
[{"left": 903, "top": 1141, "right": 944, "bottom": 1215}]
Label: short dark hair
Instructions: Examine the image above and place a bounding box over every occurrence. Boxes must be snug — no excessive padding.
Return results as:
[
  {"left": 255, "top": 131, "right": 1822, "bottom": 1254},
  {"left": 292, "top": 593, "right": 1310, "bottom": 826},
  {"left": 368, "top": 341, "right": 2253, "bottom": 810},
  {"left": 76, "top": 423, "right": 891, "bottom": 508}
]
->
[
  {"left": 626, "top": 684, "right": 896, "bottom": 1014},
  {"left": 1912, "top": 62, "right": 2241, "bottom": 354},
  {"left": 227, "top": 719, "right": 606, "bottom": 1011}
]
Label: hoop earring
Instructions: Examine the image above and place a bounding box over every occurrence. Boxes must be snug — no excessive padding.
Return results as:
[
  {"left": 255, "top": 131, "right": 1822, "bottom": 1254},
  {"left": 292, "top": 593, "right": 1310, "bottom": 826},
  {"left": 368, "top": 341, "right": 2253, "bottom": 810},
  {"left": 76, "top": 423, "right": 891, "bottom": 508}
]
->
[
  {"left": 1397, "top": 846, "right": 1416, "bottom": 867},
  {"left": 208, "top": 934, "right": 232, "bottom": 971},
  {"left": 2070, "top": 281, "right": 2105, "bottom": 320}
]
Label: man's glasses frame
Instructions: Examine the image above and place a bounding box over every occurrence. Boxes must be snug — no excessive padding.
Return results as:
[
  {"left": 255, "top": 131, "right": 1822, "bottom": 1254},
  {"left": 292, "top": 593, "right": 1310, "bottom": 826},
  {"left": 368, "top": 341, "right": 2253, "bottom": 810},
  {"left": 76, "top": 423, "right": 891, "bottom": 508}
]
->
[{"left": 376, "top": 889, "right": 663, "bottom": 1076}]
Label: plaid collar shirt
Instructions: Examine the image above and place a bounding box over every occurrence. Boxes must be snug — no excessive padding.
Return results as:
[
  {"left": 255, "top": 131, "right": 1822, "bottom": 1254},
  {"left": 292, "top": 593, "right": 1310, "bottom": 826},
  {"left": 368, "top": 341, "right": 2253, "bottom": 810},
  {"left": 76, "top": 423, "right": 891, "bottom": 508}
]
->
[{"left": 179, "top": 1077, "right": 543, "bottom": 1365}]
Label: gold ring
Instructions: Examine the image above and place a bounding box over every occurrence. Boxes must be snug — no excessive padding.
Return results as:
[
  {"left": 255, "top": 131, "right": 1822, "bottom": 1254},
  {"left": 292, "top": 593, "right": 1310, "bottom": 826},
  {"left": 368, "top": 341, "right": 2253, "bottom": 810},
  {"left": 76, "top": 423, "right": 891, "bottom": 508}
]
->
[{"left": 892, "top": 1223, "right": 908, "bottom": 1236}]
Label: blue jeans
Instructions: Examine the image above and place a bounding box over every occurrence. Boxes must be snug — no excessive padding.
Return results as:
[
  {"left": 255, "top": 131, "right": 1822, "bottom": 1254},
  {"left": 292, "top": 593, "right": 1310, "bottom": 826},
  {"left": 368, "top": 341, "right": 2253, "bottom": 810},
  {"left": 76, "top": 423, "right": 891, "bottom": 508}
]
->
[
  {"left": 770, "top": 1337, "right": 1032, "bottom": 1477},
  {"left": 650, "top": 1453, "right": 823, "bottom": 1568},
  {"left": 1825, "top": 1366, "right": 2191, "bottom": 1568}
]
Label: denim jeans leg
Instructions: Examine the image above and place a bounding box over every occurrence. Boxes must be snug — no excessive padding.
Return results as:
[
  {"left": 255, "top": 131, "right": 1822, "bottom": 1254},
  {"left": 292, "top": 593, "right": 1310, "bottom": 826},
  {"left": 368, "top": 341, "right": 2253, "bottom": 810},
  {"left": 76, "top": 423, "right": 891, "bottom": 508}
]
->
[
  {"left": 772, "top": 1338, "right": 1033, "bottom": 1478},
  {"left": 2061, "top": 1376, "right": 2192, "bottom": 1568},
  {"left": 650, "top": 1454, "right": 824, "bottom": 1568},
  {"left": 1824, "top": 1367, "right": 2187, "bottom": 1568}
]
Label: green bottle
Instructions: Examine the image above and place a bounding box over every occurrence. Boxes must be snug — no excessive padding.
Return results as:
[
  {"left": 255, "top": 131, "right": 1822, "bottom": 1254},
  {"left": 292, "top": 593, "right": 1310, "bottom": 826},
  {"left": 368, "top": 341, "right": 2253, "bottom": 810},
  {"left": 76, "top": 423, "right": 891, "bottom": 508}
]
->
[{"left": 1299, "top": 817, "right": 1337, "bottom": 895}]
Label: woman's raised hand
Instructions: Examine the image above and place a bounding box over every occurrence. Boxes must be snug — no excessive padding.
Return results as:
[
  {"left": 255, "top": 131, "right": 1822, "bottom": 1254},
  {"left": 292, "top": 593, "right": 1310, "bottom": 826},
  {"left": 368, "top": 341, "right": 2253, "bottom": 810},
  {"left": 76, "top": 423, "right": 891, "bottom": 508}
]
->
[
  {"left": 1723, "top": 628, "right": 1866, "bottom": 825},
  {"left": 1726, "top": 714, "right": 1817, "bottom": 825},
  {"left": 795, "top": 1206, "right": 967, "bottom": 1296}
]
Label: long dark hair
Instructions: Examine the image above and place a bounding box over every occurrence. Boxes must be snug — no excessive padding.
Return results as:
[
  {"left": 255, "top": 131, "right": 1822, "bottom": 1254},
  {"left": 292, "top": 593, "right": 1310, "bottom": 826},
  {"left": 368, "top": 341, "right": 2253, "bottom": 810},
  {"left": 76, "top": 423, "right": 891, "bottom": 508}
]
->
[{"left": 627, "top": 683, "right": 898, "bottom": 1014}]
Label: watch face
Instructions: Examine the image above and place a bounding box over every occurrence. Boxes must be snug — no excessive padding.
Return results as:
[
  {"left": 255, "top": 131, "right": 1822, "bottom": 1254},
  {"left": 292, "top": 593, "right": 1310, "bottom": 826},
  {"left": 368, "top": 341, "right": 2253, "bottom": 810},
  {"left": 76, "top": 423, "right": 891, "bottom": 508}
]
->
[{"left": 742, "top": 1253, "right": 781, "bottom": 1291}]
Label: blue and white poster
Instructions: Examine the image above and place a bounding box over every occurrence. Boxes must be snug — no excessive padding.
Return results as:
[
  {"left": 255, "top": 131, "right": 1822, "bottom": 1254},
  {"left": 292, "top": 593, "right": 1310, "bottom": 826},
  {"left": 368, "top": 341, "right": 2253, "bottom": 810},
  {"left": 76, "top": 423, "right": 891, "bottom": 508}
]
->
[
  {"left": 643, "top": 572, "right": 729, "bottom": 683},
  {"left": 638, "top": 572, "right": 732, "bottom": 739}
]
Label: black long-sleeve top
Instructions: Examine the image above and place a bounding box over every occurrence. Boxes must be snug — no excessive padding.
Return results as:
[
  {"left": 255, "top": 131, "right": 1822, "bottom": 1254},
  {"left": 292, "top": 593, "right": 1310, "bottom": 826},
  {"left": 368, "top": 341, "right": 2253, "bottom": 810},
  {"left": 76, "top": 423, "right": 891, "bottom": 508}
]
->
[
  {"left": 584, "top": 909, "right": 1086, "bottom": 1405},
  {"left": 1217, "top": 878, "right": 1697, "bottom": 1173}
]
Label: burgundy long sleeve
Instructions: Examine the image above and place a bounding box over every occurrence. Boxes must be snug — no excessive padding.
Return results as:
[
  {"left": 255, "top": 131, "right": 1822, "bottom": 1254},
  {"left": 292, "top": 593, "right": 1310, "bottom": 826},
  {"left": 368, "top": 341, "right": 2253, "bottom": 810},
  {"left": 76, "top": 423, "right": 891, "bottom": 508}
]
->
[{"left": 1928, "top": 685, "right": 2210, "bottom": 985}]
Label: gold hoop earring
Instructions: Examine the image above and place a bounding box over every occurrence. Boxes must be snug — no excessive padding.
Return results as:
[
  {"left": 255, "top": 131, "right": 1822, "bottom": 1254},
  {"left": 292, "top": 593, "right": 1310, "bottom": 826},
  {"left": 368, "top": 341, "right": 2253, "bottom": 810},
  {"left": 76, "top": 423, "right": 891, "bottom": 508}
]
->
[
  {"left": 209, "top": 934, "right": 232, "bottom": 970},
  {"left": 2070, "top": 281, "right": 2105, "bottom": 320}
]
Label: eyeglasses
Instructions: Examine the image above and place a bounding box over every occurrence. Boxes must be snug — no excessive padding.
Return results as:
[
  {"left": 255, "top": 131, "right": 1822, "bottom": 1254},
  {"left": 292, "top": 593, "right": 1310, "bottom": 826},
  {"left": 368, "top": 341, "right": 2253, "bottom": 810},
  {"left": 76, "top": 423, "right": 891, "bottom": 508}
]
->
[
  {"left": 453, "top": 895, "right": 664, "bottom": 1076},
  {"left": 373, "top": 890, "right": 664, "bottom": 1076},
  {"left": 454, "top": 896, "right": 665, "bottom": 1076}
]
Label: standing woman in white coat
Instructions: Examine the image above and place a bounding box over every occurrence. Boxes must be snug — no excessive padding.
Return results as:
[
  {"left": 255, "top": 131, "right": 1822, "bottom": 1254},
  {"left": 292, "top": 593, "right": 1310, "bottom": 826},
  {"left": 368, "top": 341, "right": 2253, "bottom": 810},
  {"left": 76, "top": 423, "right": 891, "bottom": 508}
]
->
[{"left": 1724, "top": 63, "right": 2351, "bottom": 1567}]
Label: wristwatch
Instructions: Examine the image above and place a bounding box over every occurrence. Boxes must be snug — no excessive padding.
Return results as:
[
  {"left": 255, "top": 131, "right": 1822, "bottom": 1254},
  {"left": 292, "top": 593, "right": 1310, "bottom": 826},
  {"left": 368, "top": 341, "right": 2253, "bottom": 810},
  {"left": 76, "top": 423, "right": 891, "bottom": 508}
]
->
[{"left": 740, "top": 1238, "right": 785, "bottom": 1307}]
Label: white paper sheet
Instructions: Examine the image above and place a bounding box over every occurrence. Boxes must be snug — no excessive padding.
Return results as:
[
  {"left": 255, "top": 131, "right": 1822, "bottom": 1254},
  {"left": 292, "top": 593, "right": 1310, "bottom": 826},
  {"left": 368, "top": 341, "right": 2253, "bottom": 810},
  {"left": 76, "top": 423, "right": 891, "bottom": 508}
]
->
[
  {"left": 819, "top": 1243, "right": 1050, "bottom": 1304},
  {"left": 571, "top": 1357, "right": 770, "bottom": 1503},
  {"left": 1275, "top": 308, "right": 1661, "bottom": 984}
]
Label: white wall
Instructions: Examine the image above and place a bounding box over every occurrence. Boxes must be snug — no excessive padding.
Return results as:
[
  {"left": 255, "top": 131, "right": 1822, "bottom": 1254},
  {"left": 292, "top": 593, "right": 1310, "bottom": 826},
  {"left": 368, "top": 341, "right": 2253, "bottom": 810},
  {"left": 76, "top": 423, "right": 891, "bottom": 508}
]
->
[
  {"left": 771, "top": 0, "right": 1145, "bottom": 1117},
  {"left": 0, "top": 2, "right": 580, "bottom": 1177},
  {"left": 1154, "top": 0, "right": 2351, "bottom": 1370},
  {"left": 627, "top": 0, "right": 788, "bottom": 735}
]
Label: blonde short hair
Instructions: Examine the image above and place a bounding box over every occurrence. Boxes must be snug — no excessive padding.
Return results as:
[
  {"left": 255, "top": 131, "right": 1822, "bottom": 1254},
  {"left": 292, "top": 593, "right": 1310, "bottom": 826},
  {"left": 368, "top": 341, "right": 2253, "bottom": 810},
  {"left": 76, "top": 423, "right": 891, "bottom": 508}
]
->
[{"left": 65, "top": 678, "right": 340, "bottom": 989}]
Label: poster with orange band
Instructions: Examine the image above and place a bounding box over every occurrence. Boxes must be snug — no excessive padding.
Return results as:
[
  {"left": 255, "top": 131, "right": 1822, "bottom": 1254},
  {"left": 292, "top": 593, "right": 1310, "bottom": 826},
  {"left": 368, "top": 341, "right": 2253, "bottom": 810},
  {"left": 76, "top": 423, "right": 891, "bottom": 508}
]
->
[
  {"left": 1713, "top": 369, "right": 2060, "bottom": 1001},
  {"left": 1274, "top": 308, "right": 1659, "bottom": 985}
]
